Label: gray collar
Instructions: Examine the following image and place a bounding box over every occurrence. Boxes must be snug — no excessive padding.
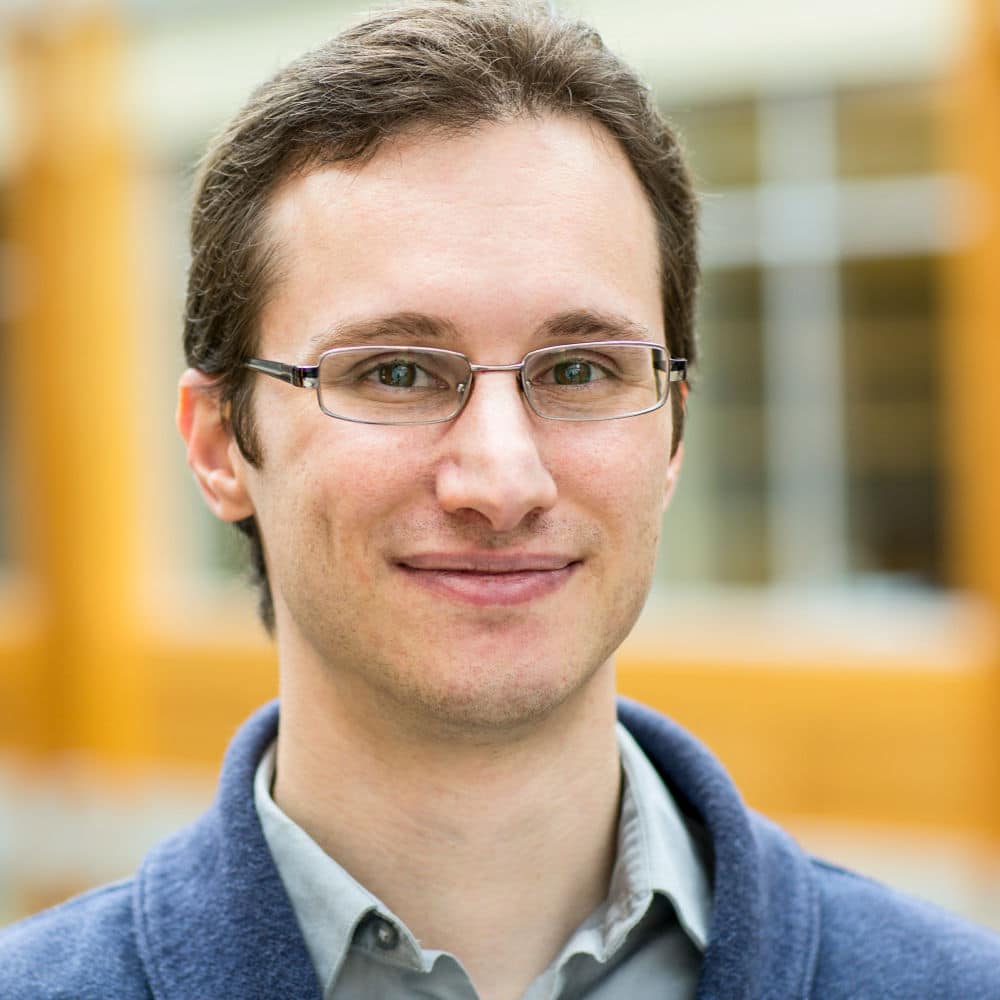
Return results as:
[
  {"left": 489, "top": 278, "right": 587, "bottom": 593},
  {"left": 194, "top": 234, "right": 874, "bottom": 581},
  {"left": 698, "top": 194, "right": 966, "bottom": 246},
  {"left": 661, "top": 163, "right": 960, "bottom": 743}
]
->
[{"left": 254, "top": 723, "right": 712, "bottom": 993}]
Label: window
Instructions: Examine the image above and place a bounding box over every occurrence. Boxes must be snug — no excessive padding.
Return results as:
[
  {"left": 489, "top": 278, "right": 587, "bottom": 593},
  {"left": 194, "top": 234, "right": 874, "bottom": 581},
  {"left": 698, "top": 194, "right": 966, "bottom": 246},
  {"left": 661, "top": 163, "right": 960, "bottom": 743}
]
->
[{"left": 658, "top": 83, "right": 946, "bottom": 591}]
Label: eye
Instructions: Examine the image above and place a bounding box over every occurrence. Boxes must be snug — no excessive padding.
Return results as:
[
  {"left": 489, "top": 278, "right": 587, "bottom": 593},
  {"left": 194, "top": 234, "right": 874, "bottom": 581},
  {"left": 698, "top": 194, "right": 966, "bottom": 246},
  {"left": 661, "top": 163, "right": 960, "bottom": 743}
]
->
[
  {"left": 550, "top": 359, "right": 607, "bottom": 385},
  {"left": 360, "top": 357, "right": 444, "bottom": 389},
  {"left": 378, "top": 360, "right": 419, "bottom": 387},
  {"left": 534, "top": 355, "right": 616, "bottom": 386}
]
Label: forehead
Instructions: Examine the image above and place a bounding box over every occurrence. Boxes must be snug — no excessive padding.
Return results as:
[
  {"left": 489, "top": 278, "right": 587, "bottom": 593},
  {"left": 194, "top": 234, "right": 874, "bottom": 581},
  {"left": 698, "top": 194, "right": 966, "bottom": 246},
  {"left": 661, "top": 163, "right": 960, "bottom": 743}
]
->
[{"left": 259, "top": 115, "right": 663, "bottom": 358}]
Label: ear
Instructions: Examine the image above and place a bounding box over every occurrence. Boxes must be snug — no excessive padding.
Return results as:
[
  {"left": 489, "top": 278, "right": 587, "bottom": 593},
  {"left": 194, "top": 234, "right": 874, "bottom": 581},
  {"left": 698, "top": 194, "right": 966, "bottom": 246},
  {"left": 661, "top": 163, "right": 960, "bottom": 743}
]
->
[
  {"left": 662, "top": 380, "right": 687, "bottom": 514},
  {"left": 662, "top": 439, "right": 684, "bottom": 514},
  {"left": 177, "top": 368, "right": 256, "bottom": 522}
]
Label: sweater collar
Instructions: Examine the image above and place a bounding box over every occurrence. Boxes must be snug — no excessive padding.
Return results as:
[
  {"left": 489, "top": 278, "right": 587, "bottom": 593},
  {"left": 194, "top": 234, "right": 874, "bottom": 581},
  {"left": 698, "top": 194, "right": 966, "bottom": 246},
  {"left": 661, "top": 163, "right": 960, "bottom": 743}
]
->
[
  {"left": 135, "top": 700, "right": 324, "bottom": 1000},
  {"left": 135, "top": 698, "right": 819, "bottom": 1000},
  {"left": 617, "top": 698, "right": 820, "bottom": 1000}
]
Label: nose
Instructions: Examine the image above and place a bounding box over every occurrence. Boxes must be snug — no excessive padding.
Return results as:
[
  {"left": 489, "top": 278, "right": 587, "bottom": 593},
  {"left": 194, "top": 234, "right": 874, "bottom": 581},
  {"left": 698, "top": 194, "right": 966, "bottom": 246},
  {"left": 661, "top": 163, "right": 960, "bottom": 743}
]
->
[{"left": 434, "top": 372, "right": 558, "bottom": 532}]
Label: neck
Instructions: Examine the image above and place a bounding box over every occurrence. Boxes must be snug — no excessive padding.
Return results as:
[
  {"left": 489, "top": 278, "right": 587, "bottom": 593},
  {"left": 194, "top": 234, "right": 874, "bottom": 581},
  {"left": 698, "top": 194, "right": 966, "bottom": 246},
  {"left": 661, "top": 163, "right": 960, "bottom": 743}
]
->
[{"left": 273, "top": 652, "right": 621, "bottom": 1000}]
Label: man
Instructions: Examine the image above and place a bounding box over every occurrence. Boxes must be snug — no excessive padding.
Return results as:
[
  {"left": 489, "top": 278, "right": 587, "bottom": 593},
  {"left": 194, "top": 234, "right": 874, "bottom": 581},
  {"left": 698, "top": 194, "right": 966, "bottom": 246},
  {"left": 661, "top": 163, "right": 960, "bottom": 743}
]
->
[{"left": 2, "top": 2, "right": 999, "bottom": 998}]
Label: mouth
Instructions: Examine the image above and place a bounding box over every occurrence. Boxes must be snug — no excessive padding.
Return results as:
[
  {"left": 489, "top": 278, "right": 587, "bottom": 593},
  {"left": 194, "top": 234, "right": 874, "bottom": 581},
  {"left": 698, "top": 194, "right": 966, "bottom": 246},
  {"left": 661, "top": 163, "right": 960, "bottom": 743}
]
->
[{"left": 394, "top": 552, "right": 581, "bottom": 607}]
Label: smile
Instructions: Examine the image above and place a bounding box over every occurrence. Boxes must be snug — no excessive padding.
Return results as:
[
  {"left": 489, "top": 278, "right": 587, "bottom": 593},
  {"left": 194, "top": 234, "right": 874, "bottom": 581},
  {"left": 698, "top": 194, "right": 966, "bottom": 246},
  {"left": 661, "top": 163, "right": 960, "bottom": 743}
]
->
[{"left": 395, "top": 553, "right": 581, "bottom": 607}]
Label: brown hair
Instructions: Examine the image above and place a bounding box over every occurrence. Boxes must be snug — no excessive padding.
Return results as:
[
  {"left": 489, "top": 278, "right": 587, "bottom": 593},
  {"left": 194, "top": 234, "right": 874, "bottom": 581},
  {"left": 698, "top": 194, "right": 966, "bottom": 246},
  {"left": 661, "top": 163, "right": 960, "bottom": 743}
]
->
[{"left": 184, "top": 0, "right": 699, "bottom": 633}]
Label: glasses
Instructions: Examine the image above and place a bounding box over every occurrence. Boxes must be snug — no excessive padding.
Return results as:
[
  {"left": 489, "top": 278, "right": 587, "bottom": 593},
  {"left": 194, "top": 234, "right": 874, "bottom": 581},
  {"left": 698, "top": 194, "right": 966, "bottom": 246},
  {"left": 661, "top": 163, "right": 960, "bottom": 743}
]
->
[{"left": 245, "top": 340, "right": 687, "bottom": 426}]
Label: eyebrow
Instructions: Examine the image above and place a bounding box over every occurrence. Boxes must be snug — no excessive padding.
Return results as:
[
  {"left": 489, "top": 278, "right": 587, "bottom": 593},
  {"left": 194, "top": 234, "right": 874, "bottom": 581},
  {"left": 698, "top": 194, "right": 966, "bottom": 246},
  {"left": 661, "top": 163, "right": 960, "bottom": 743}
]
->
[
  {"left": 535, "top": 309, "right": 656, "bottom": 343},
  {"left": 303, "top": 308, "right": 657, "bottom": 361},
  {"left": 304, "top": 312, "right": 460, "bottom": 360}
]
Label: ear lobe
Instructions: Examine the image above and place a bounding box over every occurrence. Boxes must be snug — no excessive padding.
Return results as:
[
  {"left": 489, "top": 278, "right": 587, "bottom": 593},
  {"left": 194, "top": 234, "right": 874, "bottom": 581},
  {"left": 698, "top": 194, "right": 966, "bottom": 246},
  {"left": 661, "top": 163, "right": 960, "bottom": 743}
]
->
[{"left": 177, "top": 368, "right": 256, "bottom": 522}]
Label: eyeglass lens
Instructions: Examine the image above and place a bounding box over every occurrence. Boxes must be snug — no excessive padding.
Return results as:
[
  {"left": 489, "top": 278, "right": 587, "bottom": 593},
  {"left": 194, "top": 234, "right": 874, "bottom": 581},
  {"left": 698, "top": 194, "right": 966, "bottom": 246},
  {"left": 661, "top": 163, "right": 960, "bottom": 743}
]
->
[{"left": 316, "top": 343, "right": 667, "bottom": 425}]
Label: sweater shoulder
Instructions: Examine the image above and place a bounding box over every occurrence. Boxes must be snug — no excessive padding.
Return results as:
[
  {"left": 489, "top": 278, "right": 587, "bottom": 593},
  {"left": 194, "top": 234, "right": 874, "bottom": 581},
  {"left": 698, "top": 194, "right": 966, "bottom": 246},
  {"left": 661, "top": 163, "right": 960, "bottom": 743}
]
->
[
  {"left": 0, "top": 878, "right": 151, "bottom": 999},
  {"left": 809, "top": 857, "right": 1000, "bottom": 999}
]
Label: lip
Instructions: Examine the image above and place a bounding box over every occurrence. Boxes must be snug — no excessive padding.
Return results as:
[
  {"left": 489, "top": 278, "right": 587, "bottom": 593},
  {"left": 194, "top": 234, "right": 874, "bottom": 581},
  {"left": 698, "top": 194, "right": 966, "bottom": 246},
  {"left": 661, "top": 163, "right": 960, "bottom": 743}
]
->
[{"left": 395, "top": 552, "right": 580, "bottom": 606}]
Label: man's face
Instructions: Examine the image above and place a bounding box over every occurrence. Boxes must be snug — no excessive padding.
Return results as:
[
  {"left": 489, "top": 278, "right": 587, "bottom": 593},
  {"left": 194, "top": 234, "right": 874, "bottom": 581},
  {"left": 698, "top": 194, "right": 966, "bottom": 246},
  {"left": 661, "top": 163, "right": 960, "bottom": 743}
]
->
[{"left": 236, "top": 115, "right": 679, "bottom": 736}]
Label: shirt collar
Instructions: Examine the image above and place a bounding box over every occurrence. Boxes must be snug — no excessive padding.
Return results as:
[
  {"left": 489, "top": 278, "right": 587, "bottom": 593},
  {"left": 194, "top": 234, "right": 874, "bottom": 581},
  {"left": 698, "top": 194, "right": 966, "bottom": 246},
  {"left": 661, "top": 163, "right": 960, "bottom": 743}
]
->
[
  {"left": 254, "top": 743, "right": 425, "bottom": 991},
  {"left": 254, "top": 723, "right": 712, "bottom": 993},
  {"left": 612, "top": 721, "right": 712, "bottom": 950}
]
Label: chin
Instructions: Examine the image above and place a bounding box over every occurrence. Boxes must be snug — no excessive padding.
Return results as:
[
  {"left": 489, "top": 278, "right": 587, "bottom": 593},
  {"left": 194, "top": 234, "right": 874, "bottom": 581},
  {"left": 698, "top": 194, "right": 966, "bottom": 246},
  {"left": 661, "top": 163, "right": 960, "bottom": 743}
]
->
[{"left": 377, "top": 652, "right": 609, "bottom": 742}]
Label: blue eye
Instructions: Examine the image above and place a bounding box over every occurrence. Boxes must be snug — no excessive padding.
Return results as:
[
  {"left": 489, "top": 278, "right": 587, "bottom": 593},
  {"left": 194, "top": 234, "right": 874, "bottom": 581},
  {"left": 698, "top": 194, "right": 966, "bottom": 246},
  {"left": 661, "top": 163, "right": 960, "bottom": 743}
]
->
[
  {"left": 553, "top": 360, "right": 597, "bottom": 385},
  {"left": 378, "top": 361, "right": 418, "bottom": 387}
]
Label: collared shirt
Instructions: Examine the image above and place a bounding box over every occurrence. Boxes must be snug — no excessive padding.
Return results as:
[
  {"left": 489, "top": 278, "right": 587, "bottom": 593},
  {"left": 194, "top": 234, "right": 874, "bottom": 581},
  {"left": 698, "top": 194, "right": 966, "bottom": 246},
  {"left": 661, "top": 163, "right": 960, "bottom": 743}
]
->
[{"left": 255, "top": 723, "right": 712, "bottom": 999}]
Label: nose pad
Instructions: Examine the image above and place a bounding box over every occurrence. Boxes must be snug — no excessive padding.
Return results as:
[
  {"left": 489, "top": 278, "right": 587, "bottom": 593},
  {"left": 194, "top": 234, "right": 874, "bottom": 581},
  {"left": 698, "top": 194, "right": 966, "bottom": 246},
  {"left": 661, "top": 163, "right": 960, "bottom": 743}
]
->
[{"left": 434, "top": 372, "right": 557, "bottom": 532}]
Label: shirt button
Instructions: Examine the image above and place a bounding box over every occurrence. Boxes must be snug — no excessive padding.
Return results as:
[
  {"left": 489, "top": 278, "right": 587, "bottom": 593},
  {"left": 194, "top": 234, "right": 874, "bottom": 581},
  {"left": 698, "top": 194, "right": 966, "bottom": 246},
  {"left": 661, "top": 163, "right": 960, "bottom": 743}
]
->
[{"left": 373, "top": 918, "right": 399, "bottom": 951}]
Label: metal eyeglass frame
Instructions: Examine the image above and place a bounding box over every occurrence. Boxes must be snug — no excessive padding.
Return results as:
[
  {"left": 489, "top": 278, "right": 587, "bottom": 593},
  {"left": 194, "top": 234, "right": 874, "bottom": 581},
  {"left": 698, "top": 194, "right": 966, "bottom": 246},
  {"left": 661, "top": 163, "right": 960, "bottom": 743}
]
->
[{"left": 244, "top": 340, "right": 688, "bottom": 425}]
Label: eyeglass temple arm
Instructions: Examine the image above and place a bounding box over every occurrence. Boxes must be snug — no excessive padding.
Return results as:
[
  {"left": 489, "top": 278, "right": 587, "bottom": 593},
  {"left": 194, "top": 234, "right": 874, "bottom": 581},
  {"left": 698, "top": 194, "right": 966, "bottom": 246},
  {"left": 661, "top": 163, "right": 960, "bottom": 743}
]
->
[
  {"left": 656, "top": 357, "right": 687, "bottom": 383},
  {"left": 245, "top": 359, "right": 320, "bottom": 388}
]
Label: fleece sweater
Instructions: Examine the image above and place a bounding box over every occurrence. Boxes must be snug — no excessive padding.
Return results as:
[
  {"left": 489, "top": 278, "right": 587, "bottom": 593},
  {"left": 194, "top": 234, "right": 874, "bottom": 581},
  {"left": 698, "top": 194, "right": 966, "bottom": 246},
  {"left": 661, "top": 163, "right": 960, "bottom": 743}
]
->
[{"left": 2, "top": 698, "right": 999, "bottom": 999}]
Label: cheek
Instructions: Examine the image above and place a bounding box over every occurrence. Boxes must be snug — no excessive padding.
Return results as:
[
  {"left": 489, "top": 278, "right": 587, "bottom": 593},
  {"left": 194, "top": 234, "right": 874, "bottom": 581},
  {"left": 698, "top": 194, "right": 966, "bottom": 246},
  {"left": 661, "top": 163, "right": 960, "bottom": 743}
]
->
[
  {"left": 599, "top": 429, "right": 672, "bottom": 570},
  {"left": 561, "top": 417, "right": 672, "bottom": 517},
  {"left": 267, "top": 428, "right": 433, "bottom": 563},
  {"left": 569, "top": 427, "right": 669, "bottom": 632}
]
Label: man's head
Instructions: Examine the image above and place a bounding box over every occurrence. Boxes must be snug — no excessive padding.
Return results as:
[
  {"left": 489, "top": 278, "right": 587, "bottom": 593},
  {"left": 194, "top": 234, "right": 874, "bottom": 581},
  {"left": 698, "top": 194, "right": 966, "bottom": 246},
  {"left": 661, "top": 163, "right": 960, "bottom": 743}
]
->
[{"left": 181, "top": 0, "right": 699, "bottom": 635}]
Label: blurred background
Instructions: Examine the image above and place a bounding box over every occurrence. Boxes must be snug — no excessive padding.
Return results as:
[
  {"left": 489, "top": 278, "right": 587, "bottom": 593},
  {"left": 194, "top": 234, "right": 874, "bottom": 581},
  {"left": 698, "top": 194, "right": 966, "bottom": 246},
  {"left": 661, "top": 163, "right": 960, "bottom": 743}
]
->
[{"left": 1, "top": 0, "right": 999, "bottom": 929}]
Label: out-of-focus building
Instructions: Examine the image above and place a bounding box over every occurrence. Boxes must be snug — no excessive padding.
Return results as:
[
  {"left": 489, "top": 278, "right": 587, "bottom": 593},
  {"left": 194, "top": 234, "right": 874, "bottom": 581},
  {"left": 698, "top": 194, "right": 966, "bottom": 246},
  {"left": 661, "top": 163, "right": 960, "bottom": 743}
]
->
[{"left": 0, "top": 0, "right": 998, "bottom": 927}]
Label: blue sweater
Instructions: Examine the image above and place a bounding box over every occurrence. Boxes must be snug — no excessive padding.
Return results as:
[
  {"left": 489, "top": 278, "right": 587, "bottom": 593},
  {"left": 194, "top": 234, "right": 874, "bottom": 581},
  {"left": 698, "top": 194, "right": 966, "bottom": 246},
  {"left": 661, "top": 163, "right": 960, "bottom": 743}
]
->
[{"left": 2, "top": 699, "right": 999, "bottom": 999}]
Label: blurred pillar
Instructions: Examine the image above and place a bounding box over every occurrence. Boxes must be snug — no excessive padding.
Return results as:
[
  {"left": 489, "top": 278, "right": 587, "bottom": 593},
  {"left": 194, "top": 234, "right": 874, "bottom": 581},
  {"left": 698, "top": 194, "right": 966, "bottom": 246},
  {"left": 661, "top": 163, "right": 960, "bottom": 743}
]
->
[
  {"left": 946, "top": 2, "right": 1000, "bottom": 603},
  {"left": 943, "top": 0, "right": 1000, "bottom": 836},
  {"left": 6, "top": 7, "right": 147, "bottom": 760}
]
